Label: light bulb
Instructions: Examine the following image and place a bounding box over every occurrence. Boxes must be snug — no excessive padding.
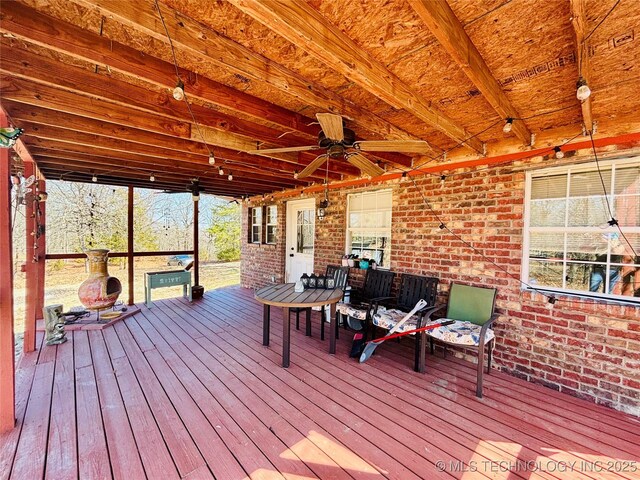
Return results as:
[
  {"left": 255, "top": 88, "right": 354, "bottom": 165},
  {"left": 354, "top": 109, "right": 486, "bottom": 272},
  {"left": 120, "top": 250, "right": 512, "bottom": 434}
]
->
[
  {"left": 173, "top": 79, "right": 185, "bottom": 101},
  {"left": 208, "top": 154, "right": 215, "bottom": 165},
  {"left": 293, "top": 171, "right": 299, "bottom": 179},
  {"left": 92, "top": 175, "right": 97, "bottom": 183},
  {"left": 576, "top": 77, "right": 591, "bottom": 102},
  {"left": 228, "top": 172, "right": 233, "bottom": 181},
  {"left": 218, "top": 167, "right": 224, "bottom": 176},
  {"left": 150, "top": 174, "right": 155, "bottom": 182},
  {"left": 554, "top": 146, "right": 564, "bottom": 159},
  {"left": 503, "top": 118, "right": 513, "bottom": 133}
]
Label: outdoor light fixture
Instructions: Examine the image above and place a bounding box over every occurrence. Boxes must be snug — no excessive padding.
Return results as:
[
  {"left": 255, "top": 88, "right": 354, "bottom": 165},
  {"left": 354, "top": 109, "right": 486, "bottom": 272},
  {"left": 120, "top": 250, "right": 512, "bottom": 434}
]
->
[
  {"left": 502, "top": 118, "right": 513, "bottom": 133},
  {"left": 208, "top": 154, "right": 216, "bottom": 165},
  {"left": 173, "top": 79, "right": 185, "bottom": 101},
  {"left": 576, "top": 77, "right": 591, "bottom": 102},
  {"left": 317, "top": 198, "right": 329, "bottom": 220},
  {"left": 218, "top": 167, "right": 224, "bottom": 176},
  {"left": 92, "top": 175, "right": 98, "bottom": 183},
  {"left": 150, "top": 174, "right": 155, "bottom": 182},
  {"left": 553, "top": 146, "right": 564, "bottom": 159},
  {"left": 228, "top": 172, "right": 233, "bottom": 181}
]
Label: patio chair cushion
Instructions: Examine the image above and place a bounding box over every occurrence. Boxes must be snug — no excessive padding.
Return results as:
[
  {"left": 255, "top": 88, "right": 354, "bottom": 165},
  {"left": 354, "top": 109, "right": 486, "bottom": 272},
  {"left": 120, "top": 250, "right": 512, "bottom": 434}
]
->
[
  {"left": 426, "top": 319, "right": 494, "bottom": 346},
  {"left": 372, "top": 309, "right": 420, "bottom": 334},
  {"left": 336, "top": 303, "right": 386, "bottom": 320}
]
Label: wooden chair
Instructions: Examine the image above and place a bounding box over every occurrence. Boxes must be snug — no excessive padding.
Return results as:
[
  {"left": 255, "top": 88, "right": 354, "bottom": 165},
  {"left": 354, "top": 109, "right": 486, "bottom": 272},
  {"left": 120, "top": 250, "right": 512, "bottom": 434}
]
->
[
  {"left": 336, "top": 268, "right": 395, "bottom": 341},
  {"left": 370, "top": 274, "right": 439, "bottom": 371},
  {"left": 419, "top": 283, "right": 498, "bottom": 398}
]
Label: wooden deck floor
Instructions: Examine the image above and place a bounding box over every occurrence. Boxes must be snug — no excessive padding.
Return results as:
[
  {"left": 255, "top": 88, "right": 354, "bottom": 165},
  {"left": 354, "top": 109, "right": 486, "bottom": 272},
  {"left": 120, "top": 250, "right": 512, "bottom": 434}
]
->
[{"left": 1, "top": 286, "right": 639, "bottom": 480}]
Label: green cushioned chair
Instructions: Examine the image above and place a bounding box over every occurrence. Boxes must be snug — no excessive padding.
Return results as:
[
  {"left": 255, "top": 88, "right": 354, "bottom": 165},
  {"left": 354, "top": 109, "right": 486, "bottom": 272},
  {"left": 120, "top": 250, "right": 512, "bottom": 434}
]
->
[{"left": 419, "top": 283, "right": 498, "bottom": 398}]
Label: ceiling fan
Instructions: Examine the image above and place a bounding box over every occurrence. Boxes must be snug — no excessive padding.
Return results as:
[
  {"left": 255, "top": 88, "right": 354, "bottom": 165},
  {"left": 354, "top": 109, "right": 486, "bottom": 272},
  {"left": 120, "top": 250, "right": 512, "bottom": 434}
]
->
[
  {"left": 161, "top": 178, "right": 205, "bottom": 200},
  {"left": 247, "top": 113, "right": 429, "bottom": 179}
]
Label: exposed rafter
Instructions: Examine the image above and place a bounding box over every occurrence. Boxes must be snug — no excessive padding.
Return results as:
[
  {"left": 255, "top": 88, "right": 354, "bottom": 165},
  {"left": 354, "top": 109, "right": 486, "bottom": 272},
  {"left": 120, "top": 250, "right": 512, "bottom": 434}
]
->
[
  {"left": 72, "top": 0, "right": 425, "bottom": 145},
  {"left": 229, "top": 0, "right": 482, "bottom": 153},
  {"left": 409, "top": 0, "right": 532, "bottom": 145},
  {"left": 570, "top": 0, "right": 595, "bottom": 134}
]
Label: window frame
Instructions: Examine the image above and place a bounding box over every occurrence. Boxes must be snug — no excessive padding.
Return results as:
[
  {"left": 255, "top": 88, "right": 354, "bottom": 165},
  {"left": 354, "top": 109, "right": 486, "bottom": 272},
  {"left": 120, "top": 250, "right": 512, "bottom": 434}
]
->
[
  {"left": 249, "top": 206, "right": 262, "bottom": 244},
  {"left": 522, "top": 157, "right": 640, "bottom": 303},
  {"left": 265, "top": 205, "right": 278, "bottom": 245},
  {"left": 345, "top": 189, "right": 392, "bottom": 268}
]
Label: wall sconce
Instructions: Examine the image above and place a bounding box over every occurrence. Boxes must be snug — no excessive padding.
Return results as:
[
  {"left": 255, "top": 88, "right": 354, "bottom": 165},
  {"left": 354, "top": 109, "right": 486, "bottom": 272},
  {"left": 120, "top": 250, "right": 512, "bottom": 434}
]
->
[{"left": 317, "top": 198, "right": 329, "bottom": 220}]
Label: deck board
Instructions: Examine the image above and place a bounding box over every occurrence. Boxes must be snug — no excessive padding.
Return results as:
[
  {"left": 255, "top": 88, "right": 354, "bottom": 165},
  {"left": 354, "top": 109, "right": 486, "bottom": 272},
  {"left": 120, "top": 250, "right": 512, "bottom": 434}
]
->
[{"left": 6, "top": 286, "right": 640, "bottom": 480}]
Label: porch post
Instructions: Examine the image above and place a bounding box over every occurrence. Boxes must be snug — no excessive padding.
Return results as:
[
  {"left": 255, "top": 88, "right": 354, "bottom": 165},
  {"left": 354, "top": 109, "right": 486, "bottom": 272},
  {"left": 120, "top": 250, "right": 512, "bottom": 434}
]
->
[
  {"left": 36, "top": 176, "right": 45, "bottom": 317},
  {"left": 23, "top": 161, "right": 38, "bottom": 353},
  {"left": 127, "top": 185, "right": 134, "bottom": 305},
  {"left": 0, "top": 113, "right": 16, "bottom": 432},
  {"left": 193, "top": 197, "right": 200, "bottom": 286}
]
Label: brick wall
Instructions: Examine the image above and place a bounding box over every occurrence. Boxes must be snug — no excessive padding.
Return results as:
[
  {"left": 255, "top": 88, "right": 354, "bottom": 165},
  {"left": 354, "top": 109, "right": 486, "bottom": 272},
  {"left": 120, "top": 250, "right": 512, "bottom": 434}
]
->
[{"left": 240, "top": 145, "right": 640, "bottom": 415}]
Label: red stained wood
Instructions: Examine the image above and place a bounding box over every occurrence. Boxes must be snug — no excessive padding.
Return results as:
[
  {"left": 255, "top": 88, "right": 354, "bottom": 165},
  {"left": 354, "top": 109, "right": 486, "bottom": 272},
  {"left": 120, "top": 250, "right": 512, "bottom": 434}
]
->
[
  {"left": 127, "top": 186, "right": 134, "bottom": 306},
  {"left": 0, "top": 110, "right": 15, "bottom": 433},
  {"left": 22, "top": 161, "right": 37, "bottom": 353},
  {"left": 6, "top": 289, "right": 640, "bottom": 480}
]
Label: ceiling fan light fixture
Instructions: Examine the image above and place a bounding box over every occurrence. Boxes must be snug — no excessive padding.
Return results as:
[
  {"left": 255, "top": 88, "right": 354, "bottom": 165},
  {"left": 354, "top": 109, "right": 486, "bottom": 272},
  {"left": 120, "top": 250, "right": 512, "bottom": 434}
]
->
[{"left": 173, "top": 79, "right": 185, "bottom": 101}]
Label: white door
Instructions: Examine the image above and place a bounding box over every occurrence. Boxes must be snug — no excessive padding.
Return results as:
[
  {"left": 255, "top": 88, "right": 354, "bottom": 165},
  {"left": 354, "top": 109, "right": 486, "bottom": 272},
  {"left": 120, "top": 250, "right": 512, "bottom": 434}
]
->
[{"left": 285, "top": 199, "right": 316, "bottom": 282}]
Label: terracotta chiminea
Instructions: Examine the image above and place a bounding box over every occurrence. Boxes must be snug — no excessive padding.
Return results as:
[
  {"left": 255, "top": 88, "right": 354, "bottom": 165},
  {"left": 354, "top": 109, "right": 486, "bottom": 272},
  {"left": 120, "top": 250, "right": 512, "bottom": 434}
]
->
[{"left": 78, "top": 249, "right": 122, "bottom": 310}]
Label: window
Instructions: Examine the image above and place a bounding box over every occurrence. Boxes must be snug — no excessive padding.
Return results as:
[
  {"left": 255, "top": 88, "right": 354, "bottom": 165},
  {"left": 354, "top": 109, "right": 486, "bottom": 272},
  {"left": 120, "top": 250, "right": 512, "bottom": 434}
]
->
[
  {"left": 266, "top": 205, "right": 277, "bottom": 244},
  {"left": 346, "top": 190, "right": 392, "bottom": 267},
  {"left": 250, "top": 207, "right": 262, "bottom": 243},
  {"left": 523, "top": 158, "right": 640, "bottom": 302}
]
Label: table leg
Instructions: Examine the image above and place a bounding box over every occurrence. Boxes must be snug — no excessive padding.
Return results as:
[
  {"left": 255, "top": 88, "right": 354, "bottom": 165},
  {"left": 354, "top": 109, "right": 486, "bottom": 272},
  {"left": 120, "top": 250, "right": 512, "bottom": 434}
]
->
[
  {"left": 305, "top": 308, "right": 311, "bottom": 337},
  {"left": 282, "top": 307, "right": 290, "bottom": 368},
  {"left": 329, "top": 302, "right": 337, "bottom": 354},
  {"left": 262, "top": 304, "right": 270, "bottom": 346}
]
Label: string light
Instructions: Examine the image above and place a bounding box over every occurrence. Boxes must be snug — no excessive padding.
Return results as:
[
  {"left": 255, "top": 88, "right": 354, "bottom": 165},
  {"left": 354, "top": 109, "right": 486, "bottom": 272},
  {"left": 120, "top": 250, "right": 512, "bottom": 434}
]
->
[
  {"left": 293, "top": 170, "right": 299, "bottom": 179},
  {"left": 218, "top": 166, "right": 224, "bottom": 176},
  {"left": 173, "top": 79, "right": 185, "bottom": 101},
  {"left": 576, "top": 77, "right": 591, "bottom": 102},
  {"left": 150, "top": 173, "right": 155, "bottom": 182},
  {"left": 228, "top": 172, "right": 233, "bottom": 181},
  {"left": 208, "top": 154, "right": 216, "bottom": 165},
  {"left": 92, "top": 174, "right": 98, "bottom": 183},
  {"left": 502, "top": 118, "right": 513, "bottom": 133},
  {"left": 553, "top": 146, "right": 564, "bottom": 159}
]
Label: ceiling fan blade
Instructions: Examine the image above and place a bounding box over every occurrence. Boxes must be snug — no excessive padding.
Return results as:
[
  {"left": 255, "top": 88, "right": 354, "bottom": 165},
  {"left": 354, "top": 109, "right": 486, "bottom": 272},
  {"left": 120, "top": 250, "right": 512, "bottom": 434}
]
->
[
  {"left": 316, "top": 113, "right": 344, "bottom": 142},
  {"left": 298, "top": 154, "right": 328, "bottom": 179},
  {"left": 346, "top": 153, "right": 385, "bottom": 178},
  {"left": 355, "top": 140, "right": 431, "bottom": 153},
  {"left": 246, "top": 145, "right": 320, "bottom": 154}
]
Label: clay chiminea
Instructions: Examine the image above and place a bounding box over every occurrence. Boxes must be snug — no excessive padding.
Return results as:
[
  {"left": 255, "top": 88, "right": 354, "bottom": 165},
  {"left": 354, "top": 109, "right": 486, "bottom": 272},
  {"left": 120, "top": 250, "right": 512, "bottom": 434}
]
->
[{"left": 78, "top": 249, "right": 122, "bottom": 310}]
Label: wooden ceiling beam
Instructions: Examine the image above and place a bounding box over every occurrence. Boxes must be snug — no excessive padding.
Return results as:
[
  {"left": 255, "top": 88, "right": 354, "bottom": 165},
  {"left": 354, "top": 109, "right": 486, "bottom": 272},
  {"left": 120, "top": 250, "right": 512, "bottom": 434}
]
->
[
  {"left": 73, "top": 0, "right": 423, "bottom": 143},
  {"left": 4, "top": 102, "right": 340, "bottom": 182},
  {"left": 0, "top": 2, "right": 319, "bottom": 139},
  {"left": 409, "top": 0, "right": 532, "bottom": 145},
  {"left": 229, "top": 0, "right": 482, "bottom": 153},
  {"left": 570, "top": 0, "right": 594, "bottom": 134},
  {"left": 28, "top": 147, "right": 298, "bottom": 189}
]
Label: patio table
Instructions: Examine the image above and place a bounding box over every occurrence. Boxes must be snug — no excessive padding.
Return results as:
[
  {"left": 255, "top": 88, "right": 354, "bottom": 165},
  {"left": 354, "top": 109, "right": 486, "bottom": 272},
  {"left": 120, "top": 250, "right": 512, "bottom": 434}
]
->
[{"left": 255, "top": 283, "right": 344, "bottom": 367}]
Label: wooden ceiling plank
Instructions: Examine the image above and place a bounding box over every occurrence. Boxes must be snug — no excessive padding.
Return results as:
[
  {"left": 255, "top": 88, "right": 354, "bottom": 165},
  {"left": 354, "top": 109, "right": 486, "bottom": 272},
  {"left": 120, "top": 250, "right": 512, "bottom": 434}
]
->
[
  {"left": 570, "top": 0, "right": 594, "bottom": 134},
  {"left": 4, "top": 101, "right": 340, "bottom": 181},
  {"left": 229, "top": 0, "right": 482, "bottom": 152},
  {"left": 0, "top": 2, "right": 319, "bottom": 139},
  {"left": 409, "top": 0, "right": 532, "bottom": 145},
  {"left": 72, "top": 0, "right": 422, "bottom": 142}
]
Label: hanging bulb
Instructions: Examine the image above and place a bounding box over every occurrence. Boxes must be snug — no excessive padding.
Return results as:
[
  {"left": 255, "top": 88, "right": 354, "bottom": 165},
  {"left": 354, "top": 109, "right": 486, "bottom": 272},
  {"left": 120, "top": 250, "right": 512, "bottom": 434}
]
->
[
  {"left": 228, "top": 172, "right": 233, "bottom": 181},
  {"left": 553, "top": 146, "right": 564, "bottom": 159},
  {"left": 173, "top": 79, "right": 185, "bottom": 101},
  {"left": 218, "top": 166, "right": 224, "bottom": 176},
  {"left": 150, "top": 173, "right": 155, "bottom": 182},
  {"left": 502, "top": 118, "right": 513, "bottom": 133},
  {"left": 576, "top": 77, "right": 591, "bottom": 102},
  {"left": 92, "top": 175, "right": 98, "bottom": 183},
  {"left": 208, "top": 154, "right": 216, "bottom": 165},
  {"left": 293, "top": 170, "right": 299, "bottom": 179}
]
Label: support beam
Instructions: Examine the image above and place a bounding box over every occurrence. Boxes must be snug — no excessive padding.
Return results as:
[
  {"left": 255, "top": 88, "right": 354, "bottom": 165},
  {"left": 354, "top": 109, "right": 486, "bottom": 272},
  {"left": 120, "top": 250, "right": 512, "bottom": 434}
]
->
[
  {"left": 193, "top": 198, "right": 200, "bottom": 288},
  {"left": 230, "top": 0, "right": 482, "bottom": 152},
  {"left": 409, "top": 0, "right": 532, "bottom": 145},
  {"left": 36, "top": 176, "right": 45, "bottom": 318},
  {"left": 128, "top": 186, "right": 134, "bottom": 305},
  {"left": 71, "top": 0, "right": 420, "bottom": 142},
  {"left": 0, "top": 109, "right": 15, "bottom": 433},
  {"left": 570, "top": 0, "right": 594, "bottom": 134},
  {"left": 23, "top": 161, "right": 38, "bottom": 353}
]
